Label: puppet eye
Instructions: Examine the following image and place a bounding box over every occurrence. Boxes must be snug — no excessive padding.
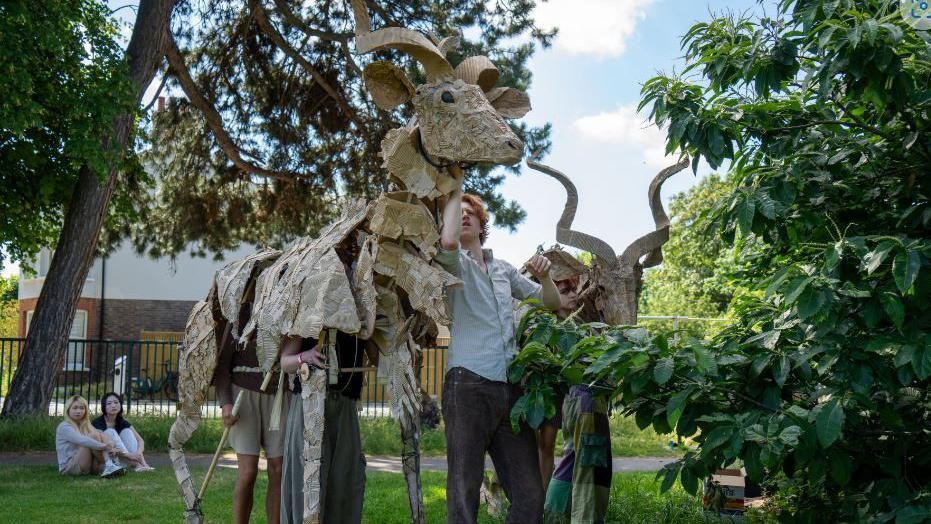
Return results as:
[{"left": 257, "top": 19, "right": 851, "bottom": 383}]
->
[{"left": 441, "top": 91, "right": 454, "bottom": 103}]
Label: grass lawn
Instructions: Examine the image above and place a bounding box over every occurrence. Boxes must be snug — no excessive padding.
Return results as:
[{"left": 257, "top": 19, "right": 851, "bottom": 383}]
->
[
  {"left": 0, "top": 414, "right": 679, "bottom": 458},
  {"left": 0, "top": 465, "right": 720, "bottom": 523}
]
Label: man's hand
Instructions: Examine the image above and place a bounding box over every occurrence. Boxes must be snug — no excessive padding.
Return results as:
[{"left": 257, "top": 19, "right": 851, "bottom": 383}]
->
[
  {"left": 300, "top": 349, "right": 328, "bottom": 370},
  {"left": 221, "top": 403, "right": 239, "bottom": 428},
  {"left": 526, "top": 254, "right": 552, "bottom": 280}
]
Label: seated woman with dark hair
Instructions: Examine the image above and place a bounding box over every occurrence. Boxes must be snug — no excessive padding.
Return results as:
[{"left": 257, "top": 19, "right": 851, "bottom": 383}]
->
[{"left": 91, "top": 392, "right": 154, "bottom": 472}]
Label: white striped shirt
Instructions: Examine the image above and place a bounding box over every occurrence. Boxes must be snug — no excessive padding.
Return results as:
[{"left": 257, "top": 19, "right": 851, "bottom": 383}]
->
[{"left": 435, "top": 247, "right": 542, "bottom": 382}]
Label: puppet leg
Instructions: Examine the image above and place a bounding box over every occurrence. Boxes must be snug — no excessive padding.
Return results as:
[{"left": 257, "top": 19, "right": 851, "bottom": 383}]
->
[
  {"left": 394, "top": 336, "right": 425, "bottom": 524},
  {"left": 169, "top": 300, "right": 220, "bottom": 523},
  {"left": 300, "top": 364, "right": 327, "bottom": 524}
]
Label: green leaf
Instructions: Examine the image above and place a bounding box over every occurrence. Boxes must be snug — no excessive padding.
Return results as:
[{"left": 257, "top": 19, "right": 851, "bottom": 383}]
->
[
  {"left": 680, "top": 467, "right": 699, "bottom": 495},
  {"left": 773, "top": 355, "right": 790, "bottom": 387},
  {"left": 851, "top": 364, "right": 873, "bottom": 395},
  {"left": 635, "top": 409, "right": 653, "bottom": 430},
  {"left": 828, "top": 452, "right": 853, "bottom": 485},
  {"left": 784, "top": 276, "right": 813, "bottom": 304},
  {"left": 693, "top": 345, "right": 718, "bottom": 375},
  {"left": 737, "top": 197, "right": 756, "bottom": 235},
  {"left": 892, "top": 250, "right": 921, "bottom": 294},
  {"left": 555, "top": 329, "right": 581, "bottom": 355},
  {"left": 779, "top": 425, "right": 802, "bottom": 446},
  {"left": 562, "top": 365, "right": 584, "bottom": 385},
  {"left": 658, "top": 464, "right": 679, "bottom": 494},
  {"left": 837, "top": 282, "right": 871, "bottom": 298},
  {"left": 509, "top": 394, "right": 530, "bottom": 433},
  {"left": 880, "top": 292, "right": 905, "bottom": 329},
  {"left": 507, "top": 364, "right": 525, "bottom": 384},
  {"left": 744, "top": 424, "right": 767, "bottom": 444},
  {"left": 527, "top": 394, "right": 546, "bottom": 429},
  {"left": 847, "top": 25, "right": 861, "bottom": 48},
  {"left": 827, "top": 150, "right": 849, "bottom": 165},
  {"left": 703, "top": 426, "right": 735, "bottom": 452},
  {"left": 765, "top": 267, "right": 792, "bottom": 298},
  {"left": 747, "top": 330, "right": 780, "bottom": 349},
  {"left": 666, "top": 388, "right": 693, "bottom": 429},
  {"left": 895, "top": 345, "right": 916, "bottom": 368},
  {"left": 864, "top": 241, "right": 895, "bottom": 274},
  {"left": 653, "top": 358, "right": 674, "bottom": 385},
  {"left": 912, "top": 345, "right": 931, "bottom": 380},
  {"left": 756, "top": 191, "right": 777, "bottom": 219},
  {"left": 750, "top": 354, "right": 771, "bottom": 378},
  {"left": 797, "top": 286, "right": 825, "bottom": 320},
  {"left": 743, "top": 444, "right": 764, "bottom": 481},
  {"left": 815, "top": 398, "right": 845, "bottom": 447}
]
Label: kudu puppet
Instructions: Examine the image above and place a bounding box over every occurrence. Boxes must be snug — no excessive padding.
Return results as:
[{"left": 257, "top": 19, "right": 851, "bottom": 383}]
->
[
  {"left": 527, "top": 153, "right": 691, "bottom": 324},
  {"left": 167, "top": 2, "right": 532, "bottom": 523}
]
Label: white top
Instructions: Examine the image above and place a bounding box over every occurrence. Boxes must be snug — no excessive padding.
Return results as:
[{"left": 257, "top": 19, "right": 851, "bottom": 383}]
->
[
  {"left": 55, "top": 421, "right": 104, "bottom": 472},
  {"left": 435, "top": 247, "right": 542, "bottom": 381}
]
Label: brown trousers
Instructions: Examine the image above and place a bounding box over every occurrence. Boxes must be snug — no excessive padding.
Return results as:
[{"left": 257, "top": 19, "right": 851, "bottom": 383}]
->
[{"left": 443, "top": 367, "right": 544, "bottom": 523}]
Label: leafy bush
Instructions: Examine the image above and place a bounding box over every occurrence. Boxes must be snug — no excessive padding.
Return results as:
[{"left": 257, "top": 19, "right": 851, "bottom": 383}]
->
[
  {"left": 626, "top": 0, "right": 931, "bottom": 520},
  {"left": 513, "top": 1, "right": 931, "bottom": 519}
]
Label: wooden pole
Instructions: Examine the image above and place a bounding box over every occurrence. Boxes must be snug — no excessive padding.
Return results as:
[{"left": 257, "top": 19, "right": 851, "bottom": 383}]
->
[{"left": 197, "top": 368, "right": 274, "bottom": 500}]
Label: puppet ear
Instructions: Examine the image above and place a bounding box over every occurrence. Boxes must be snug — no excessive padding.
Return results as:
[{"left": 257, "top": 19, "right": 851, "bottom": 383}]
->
[
  {"left": 363, "top": 61, "right": 415, "bottom": 110},
  {"left": 485, "top": 87, "right": 531, "bottom": 118}
]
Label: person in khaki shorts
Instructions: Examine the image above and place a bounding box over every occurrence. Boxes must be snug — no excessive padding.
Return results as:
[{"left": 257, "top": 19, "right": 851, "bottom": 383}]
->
[{"left": 216, "top": 323, "right": 290, "bottom": 524}]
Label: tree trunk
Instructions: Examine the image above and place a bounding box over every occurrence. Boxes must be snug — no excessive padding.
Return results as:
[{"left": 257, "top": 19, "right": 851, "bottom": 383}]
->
[{"left": 1, "top": 0, "right": 176, "bottom": 418}]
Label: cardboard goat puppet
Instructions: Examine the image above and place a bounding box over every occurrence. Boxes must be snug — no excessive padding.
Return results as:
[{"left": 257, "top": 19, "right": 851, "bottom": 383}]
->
[
  {"left": 527, "top": 152, "right": 691, "bottom": 324},
  {"left": 167, "top": 2, "right": 531, "bottom": 523}
]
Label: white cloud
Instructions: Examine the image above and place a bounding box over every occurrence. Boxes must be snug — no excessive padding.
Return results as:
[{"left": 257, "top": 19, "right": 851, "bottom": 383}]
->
[
  {"left": 533, "top": 0, "right": 655, "bottom": 57},
  {"left": 573, "top": 104, "right": 672, "bottom": 168}
]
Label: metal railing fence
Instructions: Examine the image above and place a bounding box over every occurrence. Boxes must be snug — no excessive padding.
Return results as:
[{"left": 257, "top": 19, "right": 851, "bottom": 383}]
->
[
  {"left": 0, "top": 338, "right": 448, "bottom": 418},
  {"left": 0, "top": 316, "right": 725, "bottom": 419}
]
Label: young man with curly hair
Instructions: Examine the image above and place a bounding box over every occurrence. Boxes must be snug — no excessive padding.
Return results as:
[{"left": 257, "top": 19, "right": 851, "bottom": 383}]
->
[{"left": 437, "top": 167, "right": 563, "bottom": 523}]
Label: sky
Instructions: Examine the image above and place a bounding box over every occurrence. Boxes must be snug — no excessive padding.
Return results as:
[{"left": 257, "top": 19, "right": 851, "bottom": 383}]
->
[
  {"left": 1, "top": 0, "right": 772, "bottom": 278},
  {"left": 486, "top": 0, "right": 770, "bottom": 265}
]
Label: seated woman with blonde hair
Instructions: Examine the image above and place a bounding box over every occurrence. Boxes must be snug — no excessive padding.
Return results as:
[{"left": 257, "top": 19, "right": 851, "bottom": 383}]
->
[
  {"left": 55, "top": 395, "right": 126, "bottom": 478},
  {"left": 91, "top": 392, "right": 154, "bottom": 472}
]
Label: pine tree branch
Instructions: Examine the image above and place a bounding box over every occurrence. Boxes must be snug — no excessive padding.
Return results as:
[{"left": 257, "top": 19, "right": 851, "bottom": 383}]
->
[
  {"left": 250, "top": 0, "right": 364, "bottom": 130},
  {"left": 164, "top": 31, "right": 312, "bottom": 183},
  {"left": 270, "top": 0, "right": 354, "bottom": 42}
]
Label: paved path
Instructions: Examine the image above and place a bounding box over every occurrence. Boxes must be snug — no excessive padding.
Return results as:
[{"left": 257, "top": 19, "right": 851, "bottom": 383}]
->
[{"left": 0, "top": 451, "right": 674, "bottom": 474}]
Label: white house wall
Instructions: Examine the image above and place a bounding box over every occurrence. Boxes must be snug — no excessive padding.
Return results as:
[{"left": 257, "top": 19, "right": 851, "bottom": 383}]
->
[{"left": 18, "top": 243, "right": 256, "bottom": 302}]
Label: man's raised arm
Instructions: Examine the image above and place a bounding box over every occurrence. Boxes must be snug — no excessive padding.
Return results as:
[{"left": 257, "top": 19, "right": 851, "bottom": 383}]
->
[
  {"left": 525, "top": 255, "right": 562, "bottom": 311},
  {"left": 440, "top": 166, "right": 465, "bottom": 251}
]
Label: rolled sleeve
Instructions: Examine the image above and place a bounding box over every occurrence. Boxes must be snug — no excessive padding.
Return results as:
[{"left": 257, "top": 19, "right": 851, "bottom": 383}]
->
[
  {"left": 434, "top": 248, "right": 462, "bottom": 276},
  {"left": 505, "top": 263, "right": 543, "bottom": 302}
]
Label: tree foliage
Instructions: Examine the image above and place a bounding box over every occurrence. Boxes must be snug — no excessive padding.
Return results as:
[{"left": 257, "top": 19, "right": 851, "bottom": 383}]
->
[
  {"left": 120, "top": 0, "right": 554, "bottom": 259},
  {"left": 0, "top": 275, "right": 18, "bottom": 338},
  {"left": 624, "top": 0, "right": 931, "bottom": 519},
  {"left": 515, "top": 0, "right": 930, "bottom": 520},
  {"left": 639, "top": 174, "right": 750, "bottom": 317},
  {"left": 0, "top": 0, "right": 135, "bottom": 267}
]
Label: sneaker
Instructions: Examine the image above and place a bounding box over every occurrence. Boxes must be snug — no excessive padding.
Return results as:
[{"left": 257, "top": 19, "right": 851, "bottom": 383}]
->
[
  {"left": 100, "top": 458, "right": 127, "bottom": 478},
  {"left": 134, "top": 465, "right": 155, "bottom": 472}
]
